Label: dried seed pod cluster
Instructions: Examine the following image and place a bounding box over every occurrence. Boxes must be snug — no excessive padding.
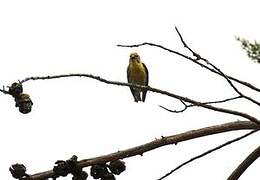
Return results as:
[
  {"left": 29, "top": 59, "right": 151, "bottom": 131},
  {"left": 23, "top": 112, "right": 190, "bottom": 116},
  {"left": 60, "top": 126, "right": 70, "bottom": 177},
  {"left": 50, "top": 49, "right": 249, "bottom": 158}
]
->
[
  {"left": 53, "top": 155, "right": 88, "bottom": 180},
  {"left": 8, "top": 82, "right": 23, "bottom": 97},
  {"left": 90, "top": 160, "right": 126, "bottom": 180},
  {"left": 9, "top": 163, "right": 29, "bottom": 179},
  {"left": 9, "top": 82, "right": 33, "bottom": 114},
  {"left": 108, "top": 160, "right": 126, "bottom": 175}
]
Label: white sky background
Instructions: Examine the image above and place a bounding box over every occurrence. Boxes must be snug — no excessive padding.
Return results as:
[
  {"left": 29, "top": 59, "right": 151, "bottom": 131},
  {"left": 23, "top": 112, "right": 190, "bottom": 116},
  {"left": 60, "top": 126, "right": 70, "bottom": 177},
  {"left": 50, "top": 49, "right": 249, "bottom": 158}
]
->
[{"left": 1, "top": 0, "right": 260, "bottom": 179}]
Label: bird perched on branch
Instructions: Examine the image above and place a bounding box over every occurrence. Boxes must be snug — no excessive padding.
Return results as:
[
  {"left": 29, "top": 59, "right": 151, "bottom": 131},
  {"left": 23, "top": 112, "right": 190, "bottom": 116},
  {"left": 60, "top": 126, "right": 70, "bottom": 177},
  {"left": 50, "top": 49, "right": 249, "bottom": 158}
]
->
[{"left": 127, "top": 52, "right": 149, "bottom": 102}]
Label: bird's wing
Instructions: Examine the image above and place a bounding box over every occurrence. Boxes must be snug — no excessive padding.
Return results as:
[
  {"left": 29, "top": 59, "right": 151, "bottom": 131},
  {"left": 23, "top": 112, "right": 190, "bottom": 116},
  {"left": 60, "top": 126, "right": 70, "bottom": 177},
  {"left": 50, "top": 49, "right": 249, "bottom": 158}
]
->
[
  {"left": 127, "top": 65, "right": 131, "bottom": 83},
  {"left": 141, "top": 62, "right": 149, "bottom": 102},
  {"left": 142, "top": 62, "right": 149, "bottom": 86},
  {"left": 127, "top": 65, "right": 139, "bottom": 102}
]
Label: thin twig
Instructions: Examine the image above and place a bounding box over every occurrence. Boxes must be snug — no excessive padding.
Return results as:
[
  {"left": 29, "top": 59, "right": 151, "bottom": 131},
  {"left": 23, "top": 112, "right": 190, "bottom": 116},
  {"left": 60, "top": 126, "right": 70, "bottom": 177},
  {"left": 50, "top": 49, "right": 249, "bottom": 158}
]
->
[
  {"left": 0, "top": 86, "right": 10, "bottom": 94},
  {"left": 158, "top": 129, "right": 259, "bottom": 180},
  {"left": 175, "top": 27, "right": 242, "bottom": 95},
  {"left": 159, "top": 96, "right": 242, "bottom": 113},
  {"left": 159, "top": 99, "right": 188, "bottom": 113},
  {"left": 189, "top": 96, "right": 242, "bottom": 106},
  {"left": 175, "top": 26, "right": 201, "bottom": 59},
  {"left": 227, "top": 144, "right": 260, "bottom": 180},
  {"left": 25, "top": 121, "right": 260, "bottom": 179},
  {"left": 175, "top": 26, "right": 260, "bottom": 107},
  {"left": 15, "top": 73, "right": 260, "bottom": 123},
  {"left": 159, "top": 105, "right": 187, "bottom": 113},
  {"left": 200, "top": 56, "right": 260, "bottom": 106}
]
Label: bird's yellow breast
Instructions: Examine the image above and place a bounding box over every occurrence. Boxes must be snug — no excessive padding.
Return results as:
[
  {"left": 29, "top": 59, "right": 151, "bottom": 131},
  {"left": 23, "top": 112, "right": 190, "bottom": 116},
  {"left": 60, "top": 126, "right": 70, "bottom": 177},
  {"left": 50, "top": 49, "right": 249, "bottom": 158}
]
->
[{"left": 128, "top": 61, "right": 147, "bottom": 85}]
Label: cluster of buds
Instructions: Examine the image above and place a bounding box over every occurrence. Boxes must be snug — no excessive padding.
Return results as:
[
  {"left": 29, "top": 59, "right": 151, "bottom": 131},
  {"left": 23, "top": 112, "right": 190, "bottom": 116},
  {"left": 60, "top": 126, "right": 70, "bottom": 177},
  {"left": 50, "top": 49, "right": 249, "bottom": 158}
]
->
[
  {"left": 90, "top": 160, "right": 126, "bottom": 180},
  {"left": 8, "top": 82, "right": 33, "bottom": 114}
]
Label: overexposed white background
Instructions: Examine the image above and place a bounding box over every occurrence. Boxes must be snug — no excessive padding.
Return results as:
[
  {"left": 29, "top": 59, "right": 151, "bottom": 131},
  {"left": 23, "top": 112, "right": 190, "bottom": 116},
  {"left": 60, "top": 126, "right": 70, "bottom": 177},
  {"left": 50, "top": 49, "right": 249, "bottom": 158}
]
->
[{"left": 1, "top": 0, "right": 260, "bottom": 179}]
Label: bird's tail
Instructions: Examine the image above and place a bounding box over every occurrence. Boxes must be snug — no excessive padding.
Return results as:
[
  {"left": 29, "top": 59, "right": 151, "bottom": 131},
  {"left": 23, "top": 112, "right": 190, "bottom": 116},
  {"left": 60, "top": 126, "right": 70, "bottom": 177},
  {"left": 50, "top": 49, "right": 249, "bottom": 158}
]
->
[
  {"left": 142, "top": 90, "right": 147, "bottom": 102},
  {"left": 134, "top": 91, "right": 141, "bottom": 102}
]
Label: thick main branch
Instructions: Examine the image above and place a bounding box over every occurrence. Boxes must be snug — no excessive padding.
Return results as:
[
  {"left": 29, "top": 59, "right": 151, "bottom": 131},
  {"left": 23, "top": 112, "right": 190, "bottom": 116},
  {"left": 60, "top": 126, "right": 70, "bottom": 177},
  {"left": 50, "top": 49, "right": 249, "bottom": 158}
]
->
[{"left": 27, "top": 121, "right": 260, "bottom": 179}]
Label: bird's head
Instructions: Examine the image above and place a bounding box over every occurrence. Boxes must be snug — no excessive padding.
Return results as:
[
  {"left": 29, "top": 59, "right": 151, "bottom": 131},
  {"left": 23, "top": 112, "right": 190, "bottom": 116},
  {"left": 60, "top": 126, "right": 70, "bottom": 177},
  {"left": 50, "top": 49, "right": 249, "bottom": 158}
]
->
[{"left": 129, "top": 52, "right": 141, "bottom": 63}]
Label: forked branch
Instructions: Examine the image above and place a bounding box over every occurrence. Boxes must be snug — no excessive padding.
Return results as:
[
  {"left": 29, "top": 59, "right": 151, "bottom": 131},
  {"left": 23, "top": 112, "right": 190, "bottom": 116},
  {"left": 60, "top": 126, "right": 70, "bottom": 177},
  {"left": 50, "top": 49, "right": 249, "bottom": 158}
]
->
[
  {"left": 158, "top": 129, "right": 258, "bottom": 180},
  {"left": 118, "top": 27, "right": 260, "bottom": 107}
]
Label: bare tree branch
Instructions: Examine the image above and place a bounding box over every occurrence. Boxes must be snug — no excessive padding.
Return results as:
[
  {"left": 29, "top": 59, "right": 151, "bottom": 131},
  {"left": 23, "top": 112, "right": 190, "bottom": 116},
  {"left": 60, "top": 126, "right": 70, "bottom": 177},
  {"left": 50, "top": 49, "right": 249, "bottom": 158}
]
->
[
  {"left": 158, "top": 129, "right": 259, "bottom": 180},
  {"left": 118, "top": 27, "right": 260, "bottom": 107},
  {"left": 175, "top": 26, "right": 201, "bottom": 59},
  {"left": 13, "top": 73, "right": 260, "bottom": 124},
  {"left": 175, "top": 26, "right": 260, "bottom": 107},
  {"left": 117, "top": 42, "right": 260, "bottom": 93},
  {"left": 2, "top": 27, "right": 260, "bottom": 180},
  {"left": 159, "top": 96, "right": 242, "bottom": 113},
  {"left": 0, "top": 86, "right": 10, "bottom": 94},
  {"left": 227, "top": 145, "right": 260, "bottom": 180},
  {"left": 21, "top": 121, "right": 260, "bottom": 179},
  {"left": 159, "top": 99, "right": 188, "bottom": 113},
  {"left": 159, "top": 104, "right": 188, "bottom": 113}
]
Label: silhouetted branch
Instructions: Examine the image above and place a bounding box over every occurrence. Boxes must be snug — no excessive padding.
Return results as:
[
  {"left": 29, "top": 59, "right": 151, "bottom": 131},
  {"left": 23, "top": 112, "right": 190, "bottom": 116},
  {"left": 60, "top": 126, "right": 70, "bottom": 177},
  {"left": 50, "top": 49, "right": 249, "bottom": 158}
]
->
[
  {"left": 227, "top": 144, "right": 260, "bottom": 180},
  {"left": 159, "top": 99, "right": 188, "bottom": 113},
  {"left": 159, "top": 104, "right": 188, "bottom": 113},
  {"left": 8, "top": 73, "right": 258, "bottom": 123},
  {"left": 158, "top": 129, "right": 259, "bottom": 180},
  {"left": 117, "top": 44, "right": 260, "bottom": 93},
  {"left": 175, "top": 27, "right": 260, "bottom": 106},
  {"left": 175, "top": 26, "right": 239, "bottom": 92},
  {"left": 118, "top": 28, "right": 260, "bottom": 107},
  {"left": 19, "top": 121, "right": 260, "bottom": 179},
  {"left": 2, "top": 27, "right": 260, "bottom": 180},
  {"left": 159, "top": 96, "right": 242, "bottom": 113},
  {"left": 0, "top": 86, "right": 10, "bottom": 94},
  {"left": 175, "top": 26, "right": 201, "bottom": 59}
]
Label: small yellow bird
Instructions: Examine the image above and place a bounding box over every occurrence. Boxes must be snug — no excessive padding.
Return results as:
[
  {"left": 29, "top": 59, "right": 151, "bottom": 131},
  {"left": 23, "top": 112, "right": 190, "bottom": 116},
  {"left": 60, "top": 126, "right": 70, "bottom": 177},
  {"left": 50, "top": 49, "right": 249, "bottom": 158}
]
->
[{"left": 127, "top": 52, "right": 149, "bottom": 102}]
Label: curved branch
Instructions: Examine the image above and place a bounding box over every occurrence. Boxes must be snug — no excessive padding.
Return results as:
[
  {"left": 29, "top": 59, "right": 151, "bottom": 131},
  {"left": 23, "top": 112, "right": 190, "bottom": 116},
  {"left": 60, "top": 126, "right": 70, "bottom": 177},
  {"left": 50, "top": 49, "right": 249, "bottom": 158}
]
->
[
  {"left": 201, "top": 55, "right": 260, "bottom": 106},
  {"left": 16, "top": 73, "right": 260, "bottom": 124},
  {"left": 159, "top": 96, "right": 242, "bottom": 113},
  {"left": 178, "top": 25, "right": 260, "bottom": 107},
  {"left": 158, "top": 129, "right": 258, "bottom": 180},
  {"left": 23, "top": 121, "right": 260, "bottom": 179},
  {"left": 174, "top": 26, "right": 200, "bottom": 59},
  {"left": 117, "top": 43, "right": 260, "bottom": 93},
  {"left": 119, "top": 27, "right": 260, "bottom": 107},
  {"left": 159, "top": 99, "right": 188, "bottom": 113},
  {"left": 0, "top": 86, "right": 10, "bottom": 94},
  {"left": 227, "top": 145, "right": 260, "bottom": 180},
  {"left": 175, "top": 27, "right": 244, "bottom": 98}
]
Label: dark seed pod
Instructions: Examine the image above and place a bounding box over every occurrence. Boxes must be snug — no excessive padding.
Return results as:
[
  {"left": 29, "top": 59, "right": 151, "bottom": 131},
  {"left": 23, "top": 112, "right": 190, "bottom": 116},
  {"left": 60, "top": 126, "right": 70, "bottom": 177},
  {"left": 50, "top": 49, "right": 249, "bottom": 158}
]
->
[
  {"left": 67, "top": 155, "right": 82, "bottom": 175},
  {"left": 72, "top": 171, "right": 88, "bottom": 180},
  {"left": 101, "top": 173, "right": 115, "bottom": 180},
  {"left": 109, "top": 160, "right": 126, "bottom": 175},
  {"left": 15, "top": 93, "right": 33, "bottom": 114},
  {"left": 90, "top": 164, "right": 109, "bottom": 179},
  {"left": 9, "top": 82, "right": 23, "bottom": 97},
  {"left": 53, "top": 160, "right": 69, "bottom": 177},
  {"left": 9, "top": 163, "right": 27, "bottom": 179}
]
